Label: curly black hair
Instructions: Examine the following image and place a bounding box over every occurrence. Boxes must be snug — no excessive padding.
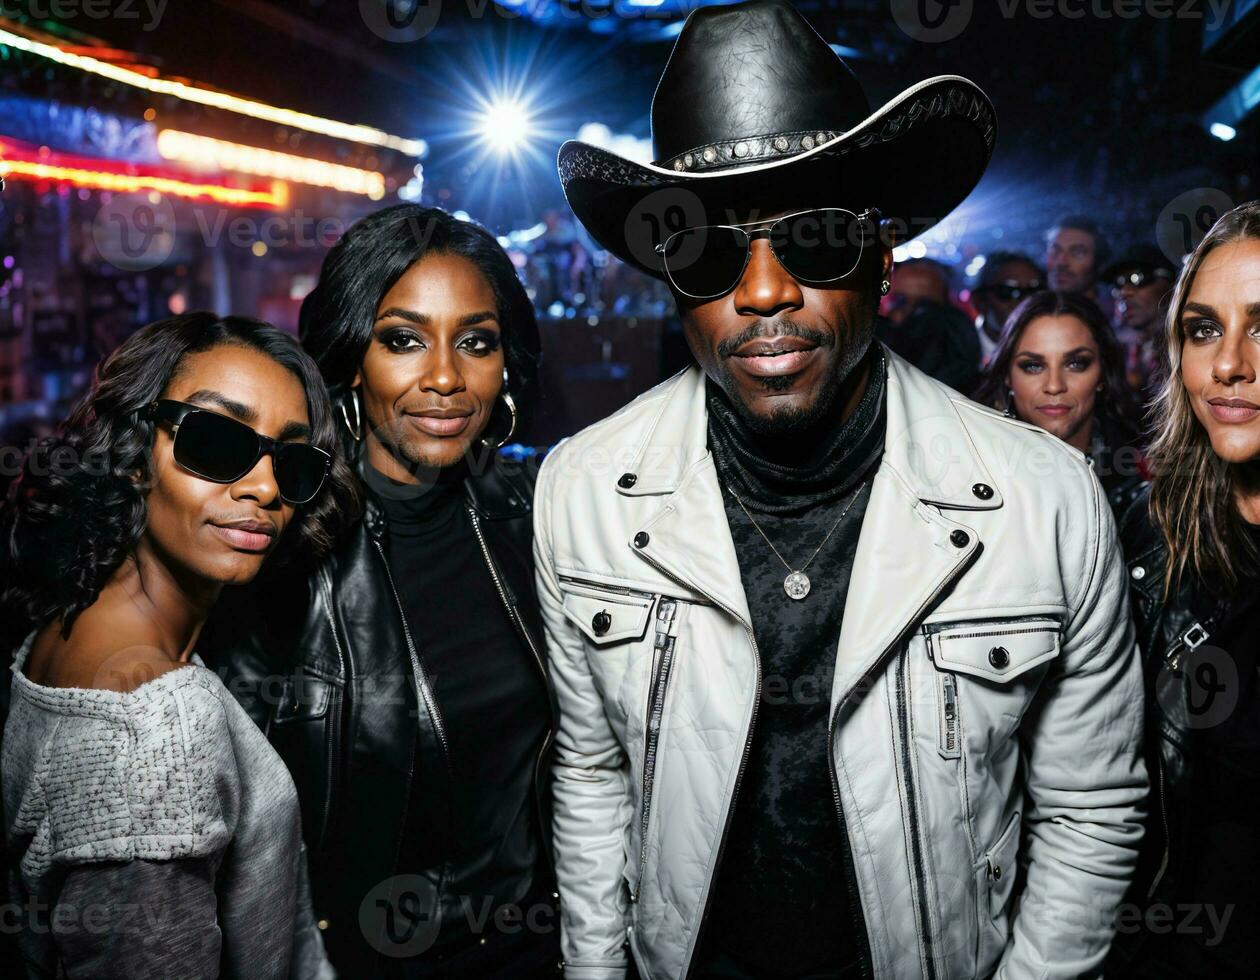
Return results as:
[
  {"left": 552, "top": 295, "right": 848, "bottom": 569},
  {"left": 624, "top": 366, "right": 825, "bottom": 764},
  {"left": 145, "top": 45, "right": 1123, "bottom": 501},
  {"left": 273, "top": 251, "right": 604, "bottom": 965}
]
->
[
  {"left": 0, "top": 313, "right": 361, "bottom": 639},
  {"left": 299, "top": 204, "right": 542, "bottom": 445}
]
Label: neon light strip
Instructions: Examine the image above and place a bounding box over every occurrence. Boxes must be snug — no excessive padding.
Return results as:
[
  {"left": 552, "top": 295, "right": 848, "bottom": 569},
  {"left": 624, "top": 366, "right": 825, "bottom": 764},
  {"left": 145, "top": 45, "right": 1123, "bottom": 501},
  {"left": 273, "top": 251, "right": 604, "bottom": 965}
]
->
[
  {"left": 157, "top": 129, "right": 386, "bottom": 199},
  {"left": 0, "top": 26, "right": 426, "bottom": 157},
  {"left": 0, "top": 140, "right": 287, "bottom": 208}
]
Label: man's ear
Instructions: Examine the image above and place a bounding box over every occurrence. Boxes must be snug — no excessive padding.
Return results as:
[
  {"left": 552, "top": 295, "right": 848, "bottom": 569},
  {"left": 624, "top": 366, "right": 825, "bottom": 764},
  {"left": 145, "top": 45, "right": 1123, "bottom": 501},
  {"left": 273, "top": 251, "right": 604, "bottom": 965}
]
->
[{"left": 880, "top": 246, "right": 893, "bottom": 283}]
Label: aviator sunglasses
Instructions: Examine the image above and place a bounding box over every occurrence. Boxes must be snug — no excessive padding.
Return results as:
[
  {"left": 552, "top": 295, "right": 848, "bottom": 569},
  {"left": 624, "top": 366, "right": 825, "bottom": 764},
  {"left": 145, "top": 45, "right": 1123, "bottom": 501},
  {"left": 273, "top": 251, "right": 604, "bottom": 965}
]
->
[
  {"left": 654, "top": 207, "right": 882, "bottom": 300},
  {"left": 143, "top": 399, "right": 331, "bottom": 505}
]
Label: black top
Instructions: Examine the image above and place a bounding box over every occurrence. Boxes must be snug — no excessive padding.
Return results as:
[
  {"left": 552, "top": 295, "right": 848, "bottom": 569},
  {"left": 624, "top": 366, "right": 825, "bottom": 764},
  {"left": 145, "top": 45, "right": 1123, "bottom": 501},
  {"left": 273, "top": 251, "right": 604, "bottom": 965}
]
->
[
  {"left": 694, "top": 346, "right": 885, "bottom": 979},
  {"left": 367, "top": 464, "right": 551, "bottom": 956},
  {"left": 1134, "top": 531, "right": 1260, "bottom": 978}
]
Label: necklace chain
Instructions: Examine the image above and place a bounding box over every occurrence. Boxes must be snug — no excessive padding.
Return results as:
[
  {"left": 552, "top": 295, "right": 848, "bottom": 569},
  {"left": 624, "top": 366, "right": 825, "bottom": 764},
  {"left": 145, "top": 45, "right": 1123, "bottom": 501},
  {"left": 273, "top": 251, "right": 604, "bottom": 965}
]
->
[{"left": 727, "top": 480, "right": 867, "bottom": 575}]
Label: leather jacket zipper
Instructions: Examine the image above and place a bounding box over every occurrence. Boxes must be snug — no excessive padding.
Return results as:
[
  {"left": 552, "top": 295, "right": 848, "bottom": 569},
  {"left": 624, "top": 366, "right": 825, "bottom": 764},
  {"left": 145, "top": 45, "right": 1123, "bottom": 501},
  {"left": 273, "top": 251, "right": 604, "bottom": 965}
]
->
[
  {"left": 826, "top": 549, "right": 976, "bottom": 980},
  {"left": 1147, "top": 624, "right": 1206, "bottom": 900},
  {"left": 467, "top": 506, "right": 558, "bottom": 881},
  {"left": 896, "top": 646, "right": 936, "bottom": 980},
  {"left": 316, "top": 566, "right": 347, "bottom": 854},
  {"left": 636, "top": 597, "right": 679, "bottom": 902},
  {"left": 557, "top": 574, "right": 660, "bottom": 600},
  {"left": 371, "top": 537, "right": 452, "bottom": 766},
  {"left": 631, "top": 550, "right": 760, "bottom": 980}
]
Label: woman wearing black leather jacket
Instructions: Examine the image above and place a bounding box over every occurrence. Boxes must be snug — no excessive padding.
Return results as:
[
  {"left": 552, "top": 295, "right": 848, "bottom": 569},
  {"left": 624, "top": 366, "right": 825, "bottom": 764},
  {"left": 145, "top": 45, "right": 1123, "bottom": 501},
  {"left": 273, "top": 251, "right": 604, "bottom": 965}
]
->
[
  {"left": 1108, "top": 201, "right": 1260, "bottom": 978},
  {"left": 200, "top": 205, "right": 560, "bottom": 978}
]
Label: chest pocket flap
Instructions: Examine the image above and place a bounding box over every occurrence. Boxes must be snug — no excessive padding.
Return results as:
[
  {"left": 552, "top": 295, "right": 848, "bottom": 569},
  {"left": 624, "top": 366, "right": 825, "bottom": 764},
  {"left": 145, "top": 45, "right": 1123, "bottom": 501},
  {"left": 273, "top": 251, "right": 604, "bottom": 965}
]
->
[
  {"left": 561, "top": 587, "right": 655, "bottom": 646},
  {"left": 928, "top": 618, "right": 1061, "bottom": 683}
]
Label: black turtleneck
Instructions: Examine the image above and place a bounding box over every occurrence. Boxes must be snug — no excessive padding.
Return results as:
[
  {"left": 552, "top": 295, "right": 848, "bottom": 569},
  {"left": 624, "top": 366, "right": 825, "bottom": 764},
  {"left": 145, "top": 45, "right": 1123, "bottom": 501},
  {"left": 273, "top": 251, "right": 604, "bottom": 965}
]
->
[
  {"left": 364, "top": 463, "right": 551, "bottom": 967},
  {"left": 696, "top": 343, "right": 886, "bottom": 980}
]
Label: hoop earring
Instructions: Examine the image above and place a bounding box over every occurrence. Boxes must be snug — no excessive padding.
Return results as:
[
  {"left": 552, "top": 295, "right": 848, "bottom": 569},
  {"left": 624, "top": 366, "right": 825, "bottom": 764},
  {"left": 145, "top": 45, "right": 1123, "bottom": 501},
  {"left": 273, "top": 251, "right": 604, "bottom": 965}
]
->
[
  {"left": 482, "top": 369, "right": 518, "bottom": 450},
  {"left": 340, "top": 388, "right": 362, "bottom": 443},
  {"left": 880, "top": 279, "right": 891, "bottom": 296}
]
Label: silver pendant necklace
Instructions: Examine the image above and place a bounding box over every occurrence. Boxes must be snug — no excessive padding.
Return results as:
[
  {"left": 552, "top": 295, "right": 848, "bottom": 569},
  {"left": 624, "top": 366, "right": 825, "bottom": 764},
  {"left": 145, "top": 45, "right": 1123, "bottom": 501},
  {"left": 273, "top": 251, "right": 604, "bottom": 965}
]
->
[{"left": 727, "top": 481, "right": 867, "bottom": 600}]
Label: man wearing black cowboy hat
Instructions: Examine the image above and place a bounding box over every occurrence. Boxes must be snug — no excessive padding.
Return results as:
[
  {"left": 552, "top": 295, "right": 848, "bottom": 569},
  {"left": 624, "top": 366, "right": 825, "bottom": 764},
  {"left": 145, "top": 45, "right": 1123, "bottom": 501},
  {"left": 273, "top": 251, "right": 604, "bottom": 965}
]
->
[{"left": 534, "top": 3, "right": 1146, "bottom": 979}]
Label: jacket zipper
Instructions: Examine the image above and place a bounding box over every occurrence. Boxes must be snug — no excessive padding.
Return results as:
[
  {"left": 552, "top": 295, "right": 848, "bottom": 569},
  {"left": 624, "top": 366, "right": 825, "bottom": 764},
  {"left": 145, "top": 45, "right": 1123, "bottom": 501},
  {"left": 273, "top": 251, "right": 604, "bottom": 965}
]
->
[
  {"left": 896, "top": 646, "right": 937, "bottom": 980},
  {"left": 557, "top": 573, "right": 713, "bottom": 607},
  {"left": 631, "top": 551, "right": 761, "bottom": 980},
  {"left": 371, "top": 537, "right": 452, "bottom": 765},
  {"left": 636, "top": 597, "right": 679, "bottom": 902},
  {"left": 938, "top": 672, "right": 960, "bottom": 758},
  {"left": 1147, "top": 631, "right": 1194, "bottom": 900},
  {"left": 826, "top": 551, "right": 975, "bottom": 980},
  {"left": 316, "top": 566, "right": 347, "bottom": 854},
  {"left": 467, "top": 506, "right": 558, "bottom": 882}
]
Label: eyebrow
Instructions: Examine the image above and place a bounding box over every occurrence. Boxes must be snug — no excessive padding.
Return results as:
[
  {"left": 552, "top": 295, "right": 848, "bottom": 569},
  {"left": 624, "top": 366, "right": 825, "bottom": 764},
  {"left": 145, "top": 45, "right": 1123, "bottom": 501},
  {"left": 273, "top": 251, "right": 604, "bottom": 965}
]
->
[
  {"left": 184, "top": 389, "right": 311, "bottom": 441},
  {"left": 374, "top": 308, "right": 499, "bottom": 327},
  {"left": 1184, "top": 301, "right": 1260, "bottom": 318},
  {"left": 1014, "top": 346, "right": 1094, "bottom": 359}
]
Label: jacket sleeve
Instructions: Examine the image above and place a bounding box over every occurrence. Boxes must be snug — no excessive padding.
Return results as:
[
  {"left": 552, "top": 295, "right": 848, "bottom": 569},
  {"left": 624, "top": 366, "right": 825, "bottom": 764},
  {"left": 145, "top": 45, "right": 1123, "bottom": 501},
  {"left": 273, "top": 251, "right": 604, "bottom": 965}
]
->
[
  {"left": 52, "top": 858, "right": 223, "bottom": 980},
  {"left": 534, "top": 453, "right": 632, "bottom": 980},
  {"left": 1000, "top": 469, "right": 1148, "bottom": 979}
]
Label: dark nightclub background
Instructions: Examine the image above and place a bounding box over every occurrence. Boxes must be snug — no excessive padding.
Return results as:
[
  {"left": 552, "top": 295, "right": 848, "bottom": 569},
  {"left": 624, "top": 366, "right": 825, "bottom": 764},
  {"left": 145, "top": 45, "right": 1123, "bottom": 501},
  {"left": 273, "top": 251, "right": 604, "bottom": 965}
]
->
[{"left": 0, "top": 0, "right": 1256, "bottom": 466}]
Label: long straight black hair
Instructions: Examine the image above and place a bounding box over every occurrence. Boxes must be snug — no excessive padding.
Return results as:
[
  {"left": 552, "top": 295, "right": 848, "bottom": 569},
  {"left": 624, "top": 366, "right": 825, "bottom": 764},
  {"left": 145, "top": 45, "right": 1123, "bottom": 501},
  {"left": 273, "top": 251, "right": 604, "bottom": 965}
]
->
[
  {"left": 299, "top": 205, "right": 541, "bottom": 443},
  {"left": 975, "top": 290, "right": 1142, "bottom": 452}
]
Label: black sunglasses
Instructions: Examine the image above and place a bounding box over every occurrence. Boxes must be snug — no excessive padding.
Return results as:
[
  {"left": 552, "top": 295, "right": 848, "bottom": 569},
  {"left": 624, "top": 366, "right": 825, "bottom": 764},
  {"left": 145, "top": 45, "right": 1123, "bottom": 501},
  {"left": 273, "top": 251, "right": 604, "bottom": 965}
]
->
[
  {"left": 143, "top": 399, "right": 331, "bottom": 505},
  {"left": 980, "top": 281, "right": 1043, "bottom": 303},
  {"left": 653, "top": 207, "right": 881, "bottom": 300}
]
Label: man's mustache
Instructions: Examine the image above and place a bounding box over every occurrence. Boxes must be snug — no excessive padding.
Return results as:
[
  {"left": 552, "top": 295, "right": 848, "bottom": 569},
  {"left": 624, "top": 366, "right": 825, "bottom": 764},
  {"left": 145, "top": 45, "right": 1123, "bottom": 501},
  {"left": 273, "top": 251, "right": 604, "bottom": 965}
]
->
[{"left": 716, "top": 319, "right": 836, "bottom": 359}]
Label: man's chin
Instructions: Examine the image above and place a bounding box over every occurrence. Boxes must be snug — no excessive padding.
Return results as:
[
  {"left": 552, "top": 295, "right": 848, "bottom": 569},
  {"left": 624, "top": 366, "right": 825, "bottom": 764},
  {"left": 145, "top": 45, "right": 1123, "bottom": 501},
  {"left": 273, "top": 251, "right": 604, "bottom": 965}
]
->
[{"left": 733, "top": 388, "right": 834, "bottom": 436}]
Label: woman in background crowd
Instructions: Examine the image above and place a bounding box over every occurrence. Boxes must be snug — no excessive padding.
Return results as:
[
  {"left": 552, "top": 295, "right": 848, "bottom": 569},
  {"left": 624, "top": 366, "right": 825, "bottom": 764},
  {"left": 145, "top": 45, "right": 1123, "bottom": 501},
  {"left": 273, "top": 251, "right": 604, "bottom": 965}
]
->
[
  {"left": 1, "top": 314, "right": 355, "bottom": 978},
  {"left": 975, "top": 289, "right": 1146, "bottom": 518},
  {"left": 201, "top": 204, "right": 560, "bottom": 978},
  {"left": 1109, "top": 201, "right": 1260, "bottom": 978}
]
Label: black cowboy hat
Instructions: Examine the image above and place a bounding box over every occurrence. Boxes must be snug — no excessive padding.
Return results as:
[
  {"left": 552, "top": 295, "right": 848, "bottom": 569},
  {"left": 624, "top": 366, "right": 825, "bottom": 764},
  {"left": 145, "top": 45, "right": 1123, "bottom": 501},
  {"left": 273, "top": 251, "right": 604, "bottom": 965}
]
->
[
  {"left": 557, "top": 0, "right": 996, "bottom": 280},
  {"left": 1102, "top": 244, "right": 1178, "bottom": 285}
]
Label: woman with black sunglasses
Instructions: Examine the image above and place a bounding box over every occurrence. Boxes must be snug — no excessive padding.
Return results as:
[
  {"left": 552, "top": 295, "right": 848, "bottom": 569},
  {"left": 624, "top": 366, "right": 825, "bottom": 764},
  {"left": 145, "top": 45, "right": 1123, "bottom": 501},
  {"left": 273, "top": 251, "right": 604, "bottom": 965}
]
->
[
  {"left": 200, "top": 205, "right": 559, "bottom": 978},
  {"left": 0, "top": 313, "right": 358, "bottom": 979}
]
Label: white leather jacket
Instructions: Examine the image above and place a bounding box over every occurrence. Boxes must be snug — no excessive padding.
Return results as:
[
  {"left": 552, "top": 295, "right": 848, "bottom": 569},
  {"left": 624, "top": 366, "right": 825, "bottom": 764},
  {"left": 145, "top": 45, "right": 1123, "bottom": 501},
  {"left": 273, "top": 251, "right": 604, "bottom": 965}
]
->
[{"left": 534, "top": 349, "right": 1147, "bottom": 980}]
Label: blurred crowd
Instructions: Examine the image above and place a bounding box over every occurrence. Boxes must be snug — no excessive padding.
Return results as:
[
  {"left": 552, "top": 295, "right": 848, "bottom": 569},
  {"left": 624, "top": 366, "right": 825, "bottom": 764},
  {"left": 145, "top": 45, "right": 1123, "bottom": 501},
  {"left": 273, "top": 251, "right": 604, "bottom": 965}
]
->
[{"left": 877, "top": 213, "right": 1172, "bottom": 519}]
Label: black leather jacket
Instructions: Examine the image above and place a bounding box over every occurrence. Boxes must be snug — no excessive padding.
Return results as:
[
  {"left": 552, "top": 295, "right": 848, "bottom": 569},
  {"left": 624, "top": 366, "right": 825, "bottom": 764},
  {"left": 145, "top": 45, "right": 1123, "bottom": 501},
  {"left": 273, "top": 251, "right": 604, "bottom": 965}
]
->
[
  {"left": 1108, "top": 486, "right": 1228, "bottom": 969},
  {"left": 199, "top": 456, "right": 556, "bottom": 975}
]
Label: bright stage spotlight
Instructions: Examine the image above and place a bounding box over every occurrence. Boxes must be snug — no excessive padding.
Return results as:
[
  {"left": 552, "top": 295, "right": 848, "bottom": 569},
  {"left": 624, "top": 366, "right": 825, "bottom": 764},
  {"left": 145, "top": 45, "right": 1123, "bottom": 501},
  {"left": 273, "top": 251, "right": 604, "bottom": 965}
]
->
[{"left": 478, "top": 98, "right": 534, "bottom": 154}]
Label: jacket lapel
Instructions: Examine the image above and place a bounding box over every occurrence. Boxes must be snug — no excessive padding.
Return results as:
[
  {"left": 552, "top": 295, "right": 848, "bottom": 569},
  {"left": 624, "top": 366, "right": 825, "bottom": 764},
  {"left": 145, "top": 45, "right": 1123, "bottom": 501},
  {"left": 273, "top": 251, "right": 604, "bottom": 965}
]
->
[{"left": 624, "top": 348, "right": 1004, "bottom": 687}]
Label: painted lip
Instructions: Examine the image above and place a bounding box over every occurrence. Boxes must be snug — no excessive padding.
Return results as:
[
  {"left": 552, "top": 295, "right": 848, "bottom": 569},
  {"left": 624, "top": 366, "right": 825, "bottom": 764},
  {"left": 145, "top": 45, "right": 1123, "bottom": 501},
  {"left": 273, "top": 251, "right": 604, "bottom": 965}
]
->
[
  {"left": 405, "top": 409, "right": 473, "bottom": 437},
  {"left": 732, "top": 336, "right": 820, "bottom": 378},
  {"left": 208, "top": 519, "right": 276, "bottom": 553},
  {"left": 1036, "top": 404, "right": 1072, "bottom": 417},
  {"left": 1207, "top": 397, "right": 1260, "bottom": 423}
]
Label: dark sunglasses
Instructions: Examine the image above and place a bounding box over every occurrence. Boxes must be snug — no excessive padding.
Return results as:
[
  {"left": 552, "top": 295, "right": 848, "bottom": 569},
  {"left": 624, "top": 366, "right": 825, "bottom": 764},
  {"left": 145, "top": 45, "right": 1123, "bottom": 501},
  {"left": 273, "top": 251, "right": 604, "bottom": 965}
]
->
[
  {"left": 980, "top": 281, "right": 1043, "bottom": 303},
  {"left": 653, "top": 207, "right": 881, "bottom": 300},
  {"left": 1110, "top": 269, "right": 1170, "bottom": 292},
  {"left": 143, "top": 399, "right": 331, "bottom": 505}
]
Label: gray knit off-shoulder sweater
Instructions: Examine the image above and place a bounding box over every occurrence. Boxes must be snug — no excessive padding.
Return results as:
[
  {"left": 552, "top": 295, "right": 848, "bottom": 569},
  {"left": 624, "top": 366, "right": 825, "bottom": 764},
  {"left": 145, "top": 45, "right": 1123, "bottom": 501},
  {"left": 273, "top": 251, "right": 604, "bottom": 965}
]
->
[{"left": 1, "top": 630, "right": 334, "bottom": 979}]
